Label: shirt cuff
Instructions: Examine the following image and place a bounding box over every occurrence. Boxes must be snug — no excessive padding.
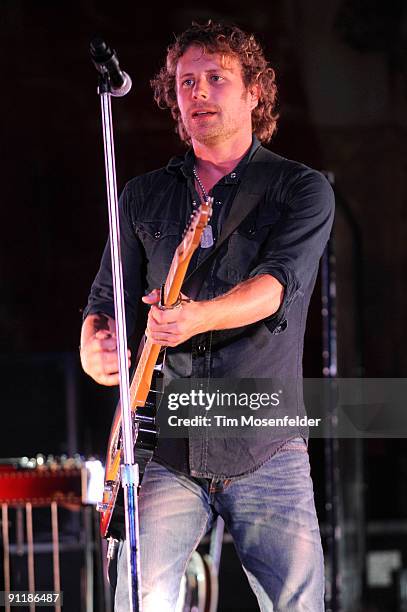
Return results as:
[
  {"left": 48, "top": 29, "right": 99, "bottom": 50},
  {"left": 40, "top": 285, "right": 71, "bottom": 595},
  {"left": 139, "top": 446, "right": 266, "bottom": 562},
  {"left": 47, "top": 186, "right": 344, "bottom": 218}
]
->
[
  {"left": 248, "top": 265, "right": 300, "bottom": 335},
  {"left": 82, "top": 303, "right": 116, "bottom": 322}
]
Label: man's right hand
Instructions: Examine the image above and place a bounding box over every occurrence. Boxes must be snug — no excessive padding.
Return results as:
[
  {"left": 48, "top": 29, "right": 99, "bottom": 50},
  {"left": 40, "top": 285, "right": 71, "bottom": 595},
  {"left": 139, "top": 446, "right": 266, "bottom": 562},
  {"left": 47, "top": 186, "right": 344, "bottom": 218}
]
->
[{"left": 80, "top": 314, "right": 131, "bottom": 386}]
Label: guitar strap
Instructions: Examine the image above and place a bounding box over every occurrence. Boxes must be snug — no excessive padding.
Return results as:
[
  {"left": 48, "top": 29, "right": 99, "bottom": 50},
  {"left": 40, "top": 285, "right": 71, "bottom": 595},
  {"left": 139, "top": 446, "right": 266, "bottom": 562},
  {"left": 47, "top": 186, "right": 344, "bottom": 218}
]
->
[{"left": 183, "top": 145, "right": 285, "bottom": 299}]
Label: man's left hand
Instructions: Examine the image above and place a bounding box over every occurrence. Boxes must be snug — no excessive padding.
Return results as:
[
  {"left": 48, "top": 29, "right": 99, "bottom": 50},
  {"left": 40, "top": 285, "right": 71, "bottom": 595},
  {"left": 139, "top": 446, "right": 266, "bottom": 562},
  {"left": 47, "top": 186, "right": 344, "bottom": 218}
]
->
[{"left": 142, "top": 289, "right": 205, "bottom": 346}]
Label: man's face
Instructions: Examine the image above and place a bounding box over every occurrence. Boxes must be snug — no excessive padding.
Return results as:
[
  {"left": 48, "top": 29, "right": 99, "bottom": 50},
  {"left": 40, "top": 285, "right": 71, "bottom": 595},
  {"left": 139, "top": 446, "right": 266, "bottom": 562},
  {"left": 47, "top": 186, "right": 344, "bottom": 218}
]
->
[{"left": 175, "top": 45, "right": 258, "bottom": 146}]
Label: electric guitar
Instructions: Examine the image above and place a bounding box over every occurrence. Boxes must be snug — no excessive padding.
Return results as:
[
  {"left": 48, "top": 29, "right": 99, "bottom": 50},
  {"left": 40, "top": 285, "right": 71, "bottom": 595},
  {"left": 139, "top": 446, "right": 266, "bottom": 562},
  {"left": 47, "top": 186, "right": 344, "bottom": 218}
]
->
[{"left": 97, "top": 199, "right": 213, "bottom": 538}]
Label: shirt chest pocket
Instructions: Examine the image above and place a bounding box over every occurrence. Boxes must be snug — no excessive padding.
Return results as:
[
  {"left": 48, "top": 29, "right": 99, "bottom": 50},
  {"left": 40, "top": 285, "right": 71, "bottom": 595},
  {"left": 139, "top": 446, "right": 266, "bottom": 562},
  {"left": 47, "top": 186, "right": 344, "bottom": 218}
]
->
[
  {"left": 223, "top": 211, "right": 281, "bottom": 283},
  {"left": 134, "top": 220, "right": 182, "bottom": 286}
]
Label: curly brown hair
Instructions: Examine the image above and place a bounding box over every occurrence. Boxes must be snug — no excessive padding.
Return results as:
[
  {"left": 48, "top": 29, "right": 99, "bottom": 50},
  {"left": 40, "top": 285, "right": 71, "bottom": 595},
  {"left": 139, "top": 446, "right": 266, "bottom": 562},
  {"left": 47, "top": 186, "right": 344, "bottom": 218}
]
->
[{"left": 151, "top": 21, "right": 279, "bottom": 145}]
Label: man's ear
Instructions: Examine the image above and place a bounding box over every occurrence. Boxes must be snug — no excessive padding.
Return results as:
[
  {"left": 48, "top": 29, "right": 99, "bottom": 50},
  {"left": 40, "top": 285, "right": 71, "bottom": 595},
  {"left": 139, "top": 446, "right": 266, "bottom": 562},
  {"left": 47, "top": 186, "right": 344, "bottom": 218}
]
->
[{"left": 249, "top": 83, "right": 261, "bottom": 110}]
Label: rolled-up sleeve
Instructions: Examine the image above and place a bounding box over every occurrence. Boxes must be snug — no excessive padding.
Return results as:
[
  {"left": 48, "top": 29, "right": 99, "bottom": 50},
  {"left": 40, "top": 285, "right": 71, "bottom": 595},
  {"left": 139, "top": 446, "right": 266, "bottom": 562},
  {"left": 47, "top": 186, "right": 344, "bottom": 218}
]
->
[
  {"left": 249, "top": 166, "right": 335, "bottom": 332},
  {"left": 82, "top": 181, "right": 145, "bottom": 336}
]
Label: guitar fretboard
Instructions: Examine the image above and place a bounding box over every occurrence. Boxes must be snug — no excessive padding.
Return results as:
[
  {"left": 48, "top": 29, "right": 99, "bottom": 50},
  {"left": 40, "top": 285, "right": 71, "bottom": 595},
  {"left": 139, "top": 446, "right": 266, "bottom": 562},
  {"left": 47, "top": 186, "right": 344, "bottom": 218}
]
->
[{"left": 128, "top": 200, "right": 212, "bottom": 412}]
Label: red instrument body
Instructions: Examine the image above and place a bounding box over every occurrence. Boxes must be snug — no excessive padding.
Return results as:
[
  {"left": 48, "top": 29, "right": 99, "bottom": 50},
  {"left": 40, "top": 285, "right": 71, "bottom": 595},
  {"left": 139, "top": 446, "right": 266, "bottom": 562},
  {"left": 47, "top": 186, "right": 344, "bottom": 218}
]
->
[{"left": 0, "top": 458, "right": 85, "bottom": 506}]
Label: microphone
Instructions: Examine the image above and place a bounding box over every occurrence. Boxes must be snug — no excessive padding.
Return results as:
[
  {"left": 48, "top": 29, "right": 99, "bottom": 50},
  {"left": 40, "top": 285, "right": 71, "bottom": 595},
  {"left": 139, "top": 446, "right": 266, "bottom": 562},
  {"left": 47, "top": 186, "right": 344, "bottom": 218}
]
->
[{"left": 90, "top": 38, "right": 132, "bottom": 97}]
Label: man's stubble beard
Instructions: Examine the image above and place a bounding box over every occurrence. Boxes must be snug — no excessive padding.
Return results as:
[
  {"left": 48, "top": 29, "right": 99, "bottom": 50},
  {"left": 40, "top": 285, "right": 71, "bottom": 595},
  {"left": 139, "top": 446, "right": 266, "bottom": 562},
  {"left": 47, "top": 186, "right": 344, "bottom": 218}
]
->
[
  {"left": 182, "top": 113, "right": 244, "bottom": 147},
  {"left": 181, "top": 90, "right": 253, "bottom": 147},
  {"left": 183, "top": 113, "right": 224, "bottom": 146}
]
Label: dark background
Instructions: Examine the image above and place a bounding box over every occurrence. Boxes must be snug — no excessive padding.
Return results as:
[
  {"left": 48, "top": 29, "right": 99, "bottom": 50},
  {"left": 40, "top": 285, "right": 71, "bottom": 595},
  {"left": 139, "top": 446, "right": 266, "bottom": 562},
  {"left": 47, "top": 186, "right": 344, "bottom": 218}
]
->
[{"left": 1, "top": 1, "right": 407, "bottom": 610}]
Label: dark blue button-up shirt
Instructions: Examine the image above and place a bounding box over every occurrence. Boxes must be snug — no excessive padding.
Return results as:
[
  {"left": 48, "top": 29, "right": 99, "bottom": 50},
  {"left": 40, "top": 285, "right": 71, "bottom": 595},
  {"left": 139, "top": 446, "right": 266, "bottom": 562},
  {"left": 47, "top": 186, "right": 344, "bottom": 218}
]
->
[{"left": 84, "top": 137, "right": 335, "bottom": 478}]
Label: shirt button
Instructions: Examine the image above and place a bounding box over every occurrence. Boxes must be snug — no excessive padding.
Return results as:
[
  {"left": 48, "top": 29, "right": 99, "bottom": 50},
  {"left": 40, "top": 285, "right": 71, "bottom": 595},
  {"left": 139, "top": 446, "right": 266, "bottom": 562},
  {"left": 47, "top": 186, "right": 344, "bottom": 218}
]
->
[
  {"left": 154, "top": 231, "right": 161, "bottom": 239},
  {"left": 196, "top": 343, "right": 206, "bottom": 355},
  {"left": 230, "top": 172, "right": 237, "bottom": 179},
  {"left": 248, "top": 228, "right": 255, "bottom": 235},
  {"left": 216, "top": 200, "right": 222, "bottom": 205}
]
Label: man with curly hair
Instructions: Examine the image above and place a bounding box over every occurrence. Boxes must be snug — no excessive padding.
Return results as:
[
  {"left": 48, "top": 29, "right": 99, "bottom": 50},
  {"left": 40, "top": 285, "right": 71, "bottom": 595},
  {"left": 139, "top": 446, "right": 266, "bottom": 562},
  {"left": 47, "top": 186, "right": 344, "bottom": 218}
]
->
[{"left": 81, "top": 21, "right": 334, "bottom": 611}]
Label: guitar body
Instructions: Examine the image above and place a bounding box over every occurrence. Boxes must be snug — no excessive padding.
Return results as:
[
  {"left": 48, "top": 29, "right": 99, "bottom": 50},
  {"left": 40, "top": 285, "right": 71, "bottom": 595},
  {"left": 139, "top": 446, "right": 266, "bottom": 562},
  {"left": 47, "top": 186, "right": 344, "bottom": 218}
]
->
[
  {"left": 98, "top": 200, "right": 212, "bottom": 538},
  {"left": 98, "top": 385, "right": 160, "bottom": 538}
]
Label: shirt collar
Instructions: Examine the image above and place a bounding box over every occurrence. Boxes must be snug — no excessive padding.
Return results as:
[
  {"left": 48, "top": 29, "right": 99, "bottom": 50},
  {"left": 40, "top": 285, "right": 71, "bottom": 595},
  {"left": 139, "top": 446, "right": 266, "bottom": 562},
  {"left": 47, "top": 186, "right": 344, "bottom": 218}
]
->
[{"left": 166, "top": 134, "right": 261, "bottom": 183}]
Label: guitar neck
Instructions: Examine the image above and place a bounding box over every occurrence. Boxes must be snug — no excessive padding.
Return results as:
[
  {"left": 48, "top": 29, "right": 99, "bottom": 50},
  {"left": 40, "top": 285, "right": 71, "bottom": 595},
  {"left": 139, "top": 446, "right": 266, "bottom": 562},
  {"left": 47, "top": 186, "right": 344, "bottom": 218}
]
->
[
  {"left": 129, "top": 339, "right": 161, "bottom": 409},
  {"left": 162, "top": 243, "right": 192, "bottom": 306},
  {"left": 129, "top": 235, "right": 200, "bottom": 410}
]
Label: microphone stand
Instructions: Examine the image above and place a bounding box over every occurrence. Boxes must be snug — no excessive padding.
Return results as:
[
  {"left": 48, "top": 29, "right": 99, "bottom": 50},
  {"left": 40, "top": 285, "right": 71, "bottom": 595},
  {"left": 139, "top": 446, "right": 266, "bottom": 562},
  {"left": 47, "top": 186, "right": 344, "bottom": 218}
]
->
[{"left": 94, "top": 71, "right": 142, "bottom": 611}]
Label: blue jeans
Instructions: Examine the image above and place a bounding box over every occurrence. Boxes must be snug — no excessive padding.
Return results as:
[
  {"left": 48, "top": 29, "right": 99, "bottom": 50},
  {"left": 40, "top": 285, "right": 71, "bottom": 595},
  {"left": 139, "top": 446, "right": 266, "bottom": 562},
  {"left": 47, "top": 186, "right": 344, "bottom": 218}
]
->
[{"left": 114, "top": 437, "right": 324, "bottom": 611}]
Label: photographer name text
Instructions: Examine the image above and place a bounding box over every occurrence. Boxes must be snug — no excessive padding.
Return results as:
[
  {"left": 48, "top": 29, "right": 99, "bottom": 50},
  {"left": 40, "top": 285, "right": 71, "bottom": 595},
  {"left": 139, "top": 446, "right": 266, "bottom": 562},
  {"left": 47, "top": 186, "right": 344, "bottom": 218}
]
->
[{"left": 167, "top": 414, "right": 322, "bottom": 428}]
